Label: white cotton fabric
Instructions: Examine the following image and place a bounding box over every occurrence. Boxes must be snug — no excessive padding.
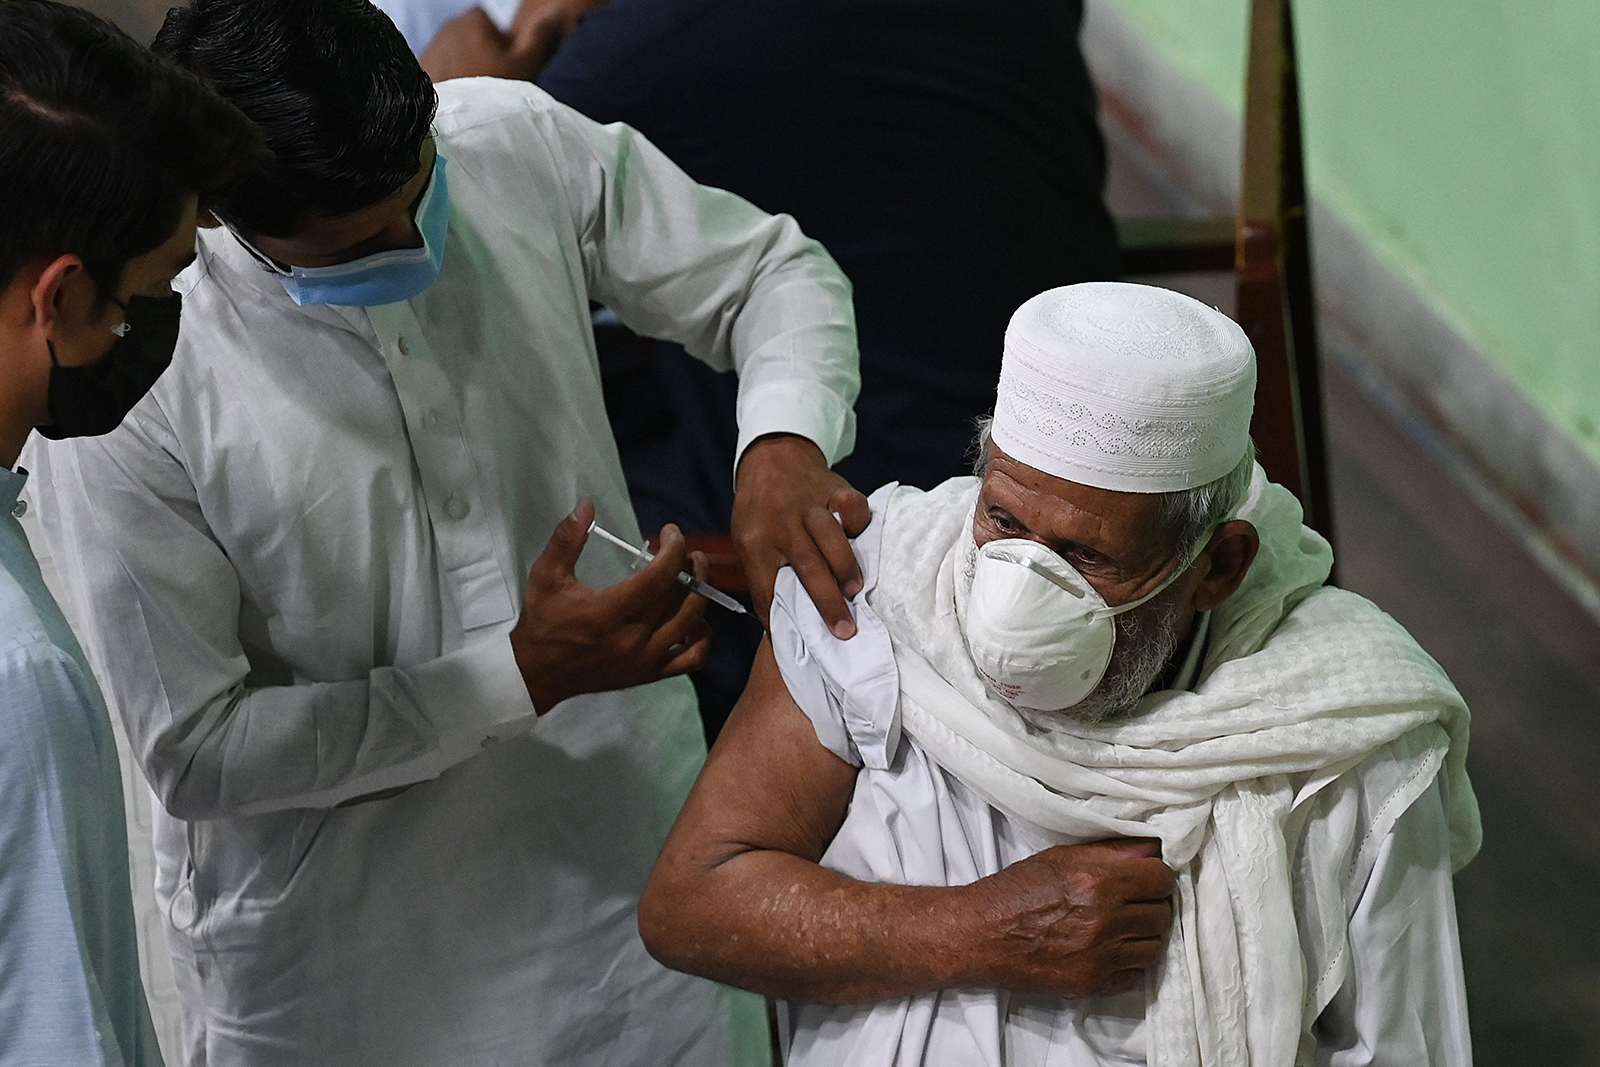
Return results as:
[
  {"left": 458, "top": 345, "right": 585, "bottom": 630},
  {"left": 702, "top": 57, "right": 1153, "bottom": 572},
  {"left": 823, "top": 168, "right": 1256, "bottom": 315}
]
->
[
  {"left": 992, "top": 284, "right": 1256, "bottom": 492},
  {"left": 880, "top": 472, "right": 1478, "bottom": 1067},
  {"left": 769, "top": 474, "right": 1479, "bottom": 1066},
  {"left": 20, "top": 79, "right": 851, "bottom": 1067}
]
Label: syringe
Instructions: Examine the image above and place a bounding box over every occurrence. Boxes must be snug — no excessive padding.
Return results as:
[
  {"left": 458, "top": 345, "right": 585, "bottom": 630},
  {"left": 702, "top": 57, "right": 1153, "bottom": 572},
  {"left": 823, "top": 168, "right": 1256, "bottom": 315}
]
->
[{"left": 588, "top": 521, "right": 751, "bottom": 617}]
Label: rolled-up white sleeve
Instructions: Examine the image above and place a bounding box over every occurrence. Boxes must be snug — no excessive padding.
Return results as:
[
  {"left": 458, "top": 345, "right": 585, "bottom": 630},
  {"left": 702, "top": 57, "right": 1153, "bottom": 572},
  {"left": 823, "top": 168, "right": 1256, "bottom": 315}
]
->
[
  {"left": 767, "top": 484, "right": 901, "bottom": 771},
  {"left": 1314, "top": 776, "right": 1473, "bottom": 1066},
  {"left": 29, "top": 412, "right": 537, "bottom": 821},
  {"left": 540, "top": 95, "right": 860, "bottom": 472}
]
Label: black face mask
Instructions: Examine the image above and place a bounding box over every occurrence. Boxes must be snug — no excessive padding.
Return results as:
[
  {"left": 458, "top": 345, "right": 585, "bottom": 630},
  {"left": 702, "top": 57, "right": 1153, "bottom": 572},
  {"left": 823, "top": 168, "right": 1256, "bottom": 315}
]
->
[{"left": 37, "top": 292, "right": 182, "bottom": 440}]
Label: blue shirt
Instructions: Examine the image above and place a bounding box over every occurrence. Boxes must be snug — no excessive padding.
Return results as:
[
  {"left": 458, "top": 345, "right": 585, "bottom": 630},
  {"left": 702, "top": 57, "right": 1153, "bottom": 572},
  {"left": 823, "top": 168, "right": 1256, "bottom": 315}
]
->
[{"left": 0, "top": 466, "right": 161, "bottom": 1067}]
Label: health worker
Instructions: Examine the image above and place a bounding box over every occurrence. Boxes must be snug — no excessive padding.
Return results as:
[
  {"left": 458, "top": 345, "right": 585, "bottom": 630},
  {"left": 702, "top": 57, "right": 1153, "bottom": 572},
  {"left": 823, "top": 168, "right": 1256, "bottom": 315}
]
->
[
  {"left": 24, "top": 0, "right": 868, "bottom": 1064},
  {"left": 0, "top": 4, "right": 261, "bottom": 1065}
]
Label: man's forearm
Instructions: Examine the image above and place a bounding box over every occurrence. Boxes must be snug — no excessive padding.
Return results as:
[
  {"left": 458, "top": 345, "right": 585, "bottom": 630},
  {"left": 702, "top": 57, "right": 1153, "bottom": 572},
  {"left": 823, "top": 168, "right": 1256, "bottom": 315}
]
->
[
  {"left": 639, "top": 648, "right": 1175, "bottom": 1005},
  {"left": 640, "top": 847, "right": 983, "bottom": 1004},
  {"left": 641, "top": 833, "right": 1174, "bottom": 1004},
  {"left": 151, "top": 640, "right": 535, "bottom": 820}
]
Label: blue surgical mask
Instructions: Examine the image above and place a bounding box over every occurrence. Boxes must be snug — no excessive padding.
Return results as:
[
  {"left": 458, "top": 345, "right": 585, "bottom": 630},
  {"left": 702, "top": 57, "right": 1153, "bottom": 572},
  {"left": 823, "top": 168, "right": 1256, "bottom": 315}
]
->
[{"left": 232, "top": 152, "right": 451, "bottom": 308}]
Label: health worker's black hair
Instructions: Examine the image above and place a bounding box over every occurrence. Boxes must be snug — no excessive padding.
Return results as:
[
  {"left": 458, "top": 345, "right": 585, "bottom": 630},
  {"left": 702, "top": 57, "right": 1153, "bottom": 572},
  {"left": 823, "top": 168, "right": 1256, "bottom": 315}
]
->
[
  {"left": 0, "top": 0, "right": 263, "bottom": 298},
  {"left": 154, "top": 0, "right": 438, "bottom": 238}
]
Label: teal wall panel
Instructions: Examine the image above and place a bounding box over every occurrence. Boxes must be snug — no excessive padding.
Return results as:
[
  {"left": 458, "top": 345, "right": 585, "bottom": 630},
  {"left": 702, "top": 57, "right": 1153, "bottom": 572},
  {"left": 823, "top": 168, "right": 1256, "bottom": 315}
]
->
[{"left": 1105, "top": 0, "right": 1600, "bottom": 461}]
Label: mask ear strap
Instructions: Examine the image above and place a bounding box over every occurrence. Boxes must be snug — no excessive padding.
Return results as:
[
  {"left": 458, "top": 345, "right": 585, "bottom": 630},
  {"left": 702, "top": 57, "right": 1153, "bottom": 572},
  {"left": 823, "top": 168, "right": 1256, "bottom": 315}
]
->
[
  {"left": 220, "top": 220, "right": 293, "bottom": 277},
  {"left": 411, "top": 150, "right": 444, "bottom": 225},
  {"left": 1091, "top": 526, "right": 1217, "bottom": 621}
]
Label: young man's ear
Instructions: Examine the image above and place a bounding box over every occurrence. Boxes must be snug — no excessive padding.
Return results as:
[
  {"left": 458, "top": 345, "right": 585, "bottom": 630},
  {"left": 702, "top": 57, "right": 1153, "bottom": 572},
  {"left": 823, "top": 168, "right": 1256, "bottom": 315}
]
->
[
  {"left": 1191, "top": 520, "right": 1259, "bottom": 613},
  {"left": 26, "top": 254, "right": 88, "bottom": 331}
]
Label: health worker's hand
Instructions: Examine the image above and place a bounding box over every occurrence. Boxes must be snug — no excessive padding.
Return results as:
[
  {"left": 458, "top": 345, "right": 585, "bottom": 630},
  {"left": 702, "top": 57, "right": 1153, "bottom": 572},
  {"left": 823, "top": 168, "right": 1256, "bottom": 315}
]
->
[
  {"left": 732, "top": 434, "right": 871, "bottom": 638},
  {"left": 960, "top": 838, "right": 1175, "bottom": 998},
  {"left": 511, "top": 500, "right": 712, "bottom": 714},
  {"left": 419, "top": 0, "right": 594, "bottom": 83}
]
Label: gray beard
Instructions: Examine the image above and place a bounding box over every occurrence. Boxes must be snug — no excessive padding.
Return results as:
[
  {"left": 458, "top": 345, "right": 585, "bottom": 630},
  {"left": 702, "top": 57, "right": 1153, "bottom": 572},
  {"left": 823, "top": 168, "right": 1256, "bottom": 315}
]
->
[
  {"left": 1022, "top": 585, "right": 1189, "bottom": 729},
  {"left": 957, "top": 523, "right": 1190, "bottom": 730}
]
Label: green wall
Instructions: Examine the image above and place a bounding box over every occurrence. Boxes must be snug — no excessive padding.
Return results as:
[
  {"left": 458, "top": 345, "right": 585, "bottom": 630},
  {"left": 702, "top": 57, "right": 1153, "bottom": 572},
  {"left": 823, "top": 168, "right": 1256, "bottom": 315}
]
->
[{"left": 1105, "top": 0, "right": 1600, "bottom": 464}]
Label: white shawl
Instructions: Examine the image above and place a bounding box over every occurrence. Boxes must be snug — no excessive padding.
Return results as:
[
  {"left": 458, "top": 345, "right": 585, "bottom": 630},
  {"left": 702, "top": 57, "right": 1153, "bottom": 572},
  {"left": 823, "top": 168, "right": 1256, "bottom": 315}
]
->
[{"left": 869, "top": 469, "right": 1480, "bottom": 1067}]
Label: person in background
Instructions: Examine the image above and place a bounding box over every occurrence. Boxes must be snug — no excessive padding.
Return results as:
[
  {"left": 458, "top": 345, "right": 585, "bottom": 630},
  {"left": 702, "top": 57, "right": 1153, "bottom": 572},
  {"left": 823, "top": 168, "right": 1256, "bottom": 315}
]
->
[
  {"left": 541, "top": 0, "right": 1119, "bottom": 486},
  {"left": 25, "top": 0, "right": 865, "bottom": 1063},
  {"left": 0, "top": 4, "right": 260, "bottom": 1064},
  {"left": 392, "top": 0, "right": 601, "bottom": 83},
  {"left": 373, "top": 0, "right": 1121, "bottom": 733}
]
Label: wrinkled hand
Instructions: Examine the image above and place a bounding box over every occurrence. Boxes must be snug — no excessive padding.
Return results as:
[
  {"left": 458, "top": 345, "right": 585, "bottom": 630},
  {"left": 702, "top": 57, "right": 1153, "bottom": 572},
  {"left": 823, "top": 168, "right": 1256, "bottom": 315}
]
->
[
  {"left": 732, "top": 434, "right": 871, "bottom": 638},
  {"left": 419, "top": 0, "right": 590, "bottom": 83},
  {"left": 961, "top": 839, "right": 1175, "bottom": 998},
  {"left": 511, "top": 500, "right": 712, "bottom": 714}
]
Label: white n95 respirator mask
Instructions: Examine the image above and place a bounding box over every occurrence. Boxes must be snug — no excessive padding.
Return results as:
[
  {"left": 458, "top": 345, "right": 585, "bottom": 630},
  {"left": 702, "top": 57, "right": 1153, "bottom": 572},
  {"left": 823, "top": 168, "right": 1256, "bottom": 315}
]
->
[{"left": 958, "top": 534, "right": 1200, "bottom": 713}]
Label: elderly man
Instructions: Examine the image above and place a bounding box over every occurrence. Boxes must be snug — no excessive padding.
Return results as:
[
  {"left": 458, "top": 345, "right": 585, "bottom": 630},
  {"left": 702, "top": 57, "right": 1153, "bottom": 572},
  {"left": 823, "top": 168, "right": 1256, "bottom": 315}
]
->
[
  {"left": 23, "top": 0, "right": 864, "bottom": 1063},
  {"left": 641, "top": 283, "right": 1479, "bottom": 1065}
]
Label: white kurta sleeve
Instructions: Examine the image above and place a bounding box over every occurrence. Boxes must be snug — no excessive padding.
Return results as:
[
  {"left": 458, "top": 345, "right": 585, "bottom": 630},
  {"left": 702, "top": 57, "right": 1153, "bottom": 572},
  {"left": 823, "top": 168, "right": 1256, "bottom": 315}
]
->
[
  {"left": 537, "top": 92, "right": 861, "bottom": 471},
  {"left": 1314, "top": 775, "right": 1474, "bottom": 1066},
  {"left": 32, "top": 413, "right": 538, "bottom": 821},
  {"left": 767, "top": 484, "right": 901, "bottom": 770}
]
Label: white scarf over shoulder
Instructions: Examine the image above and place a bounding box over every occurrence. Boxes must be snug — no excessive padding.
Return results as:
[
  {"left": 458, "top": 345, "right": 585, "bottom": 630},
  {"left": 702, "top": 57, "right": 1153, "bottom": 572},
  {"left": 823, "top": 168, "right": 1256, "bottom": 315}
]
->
[{"left": 869, "top": 469, "right": 1480, "bottom": 1067}]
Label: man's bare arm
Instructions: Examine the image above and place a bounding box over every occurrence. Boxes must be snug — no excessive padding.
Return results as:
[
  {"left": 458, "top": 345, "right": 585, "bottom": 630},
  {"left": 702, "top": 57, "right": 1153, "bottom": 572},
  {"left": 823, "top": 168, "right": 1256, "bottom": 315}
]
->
[{"left": 638, "top": 640, "right": 1176, "bottom": 1004}]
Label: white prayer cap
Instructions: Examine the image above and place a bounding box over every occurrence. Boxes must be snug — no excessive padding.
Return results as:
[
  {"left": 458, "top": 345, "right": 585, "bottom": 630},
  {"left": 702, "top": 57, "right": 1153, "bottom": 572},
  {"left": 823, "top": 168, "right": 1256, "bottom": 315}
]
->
[{"left": 991, "top": 282, "right": 1256, "bottom": 493}]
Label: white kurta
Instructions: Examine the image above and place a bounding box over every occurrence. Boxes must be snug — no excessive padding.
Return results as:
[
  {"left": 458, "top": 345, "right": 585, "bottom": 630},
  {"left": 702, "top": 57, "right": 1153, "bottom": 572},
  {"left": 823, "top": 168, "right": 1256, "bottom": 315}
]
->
[
  {"left": 768, "top": 484, "right": 1473, "bottom": 1066},
  {"left": 23, "top": 78, "right": 857, "bottom": 1067}
]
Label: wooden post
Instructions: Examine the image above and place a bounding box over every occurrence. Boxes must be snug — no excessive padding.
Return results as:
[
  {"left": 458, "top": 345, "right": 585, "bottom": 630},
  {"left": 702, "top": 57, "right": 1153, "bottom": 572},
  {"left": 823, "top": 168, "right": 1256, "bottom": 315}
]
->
[
  {"left": 1235, "top": 0, "right": 1334, "bottom": 543},
  {"left": 1278, "top": 0, "right": 1333, "bottom": 542}
]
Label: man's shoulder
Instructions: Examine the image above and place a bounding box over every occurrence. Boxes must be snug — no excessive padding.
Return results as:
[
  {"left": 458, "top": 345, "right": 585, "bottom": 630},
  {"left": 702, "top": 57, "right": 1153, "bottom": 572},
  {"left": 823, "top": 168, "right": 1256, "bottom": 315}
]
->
[
  {"left": 769, "top": 481, "right": 908, "bottom": 770},
  {"left": 1206, "top": 544, "right": 1454, "bottom": 712},
  {"left": 431, "top": 78, "right": 601, "bottom": 198},
  {"left": 0, "top": 542, "right": 108, "bottom": 789},
  {"left": 878, "top": 477, "right": 977, "bottom": 554},
  {"left": 1268, "top": 585, "right": 1446, "bottom": 682},
  {"left": 434, "top": 77, "right": 568, "bottom": 139},
  {"left": 0, "top": 569, "right": 97, "bottom": 753},
  {"left": 873, "top": 476, "right": 977, "bottom": 608},
  {"left": 0, "top": 533, "right": 65, "bottom": 663}
]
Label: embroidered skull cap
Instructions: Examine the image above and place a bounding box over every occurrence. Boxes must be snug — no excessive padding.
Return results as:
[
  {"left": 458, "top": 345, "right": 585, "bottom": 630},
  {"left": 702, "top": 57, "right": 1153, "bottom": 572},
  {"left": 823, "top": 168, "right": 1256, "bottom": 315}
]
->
[{"left": 991, "top": 282, "right": 1257, "bottom": 493}]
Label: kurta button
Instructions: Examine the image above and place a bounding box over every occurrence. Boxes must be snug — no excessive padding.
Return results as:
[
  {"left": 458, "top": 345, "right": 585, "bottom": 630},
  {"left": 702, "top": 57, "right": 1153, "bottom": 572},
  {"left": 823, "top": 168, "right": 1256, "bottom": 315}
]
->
[
  {"left": 10, "top": 498, "right": 26, "bottom": 518},
  {"left": 444, "top": 496, "right": 470, "bottom": 520},
  {"left": 397, "top": 336, "right": 411, "bottom": 356},
  {"left": 422, "top": 409, "right": 440, "bottom": 430}
]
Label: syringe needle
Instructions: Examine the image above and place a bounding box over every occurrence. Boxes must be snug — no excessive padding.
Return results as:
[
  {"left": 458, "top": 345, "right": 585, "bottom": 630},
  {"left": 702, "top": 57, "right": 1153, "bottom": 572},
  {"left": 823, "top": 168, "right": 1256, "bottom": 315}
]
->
[{"left": 588, "top": 521, "right": 751, "bottom": 616}]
